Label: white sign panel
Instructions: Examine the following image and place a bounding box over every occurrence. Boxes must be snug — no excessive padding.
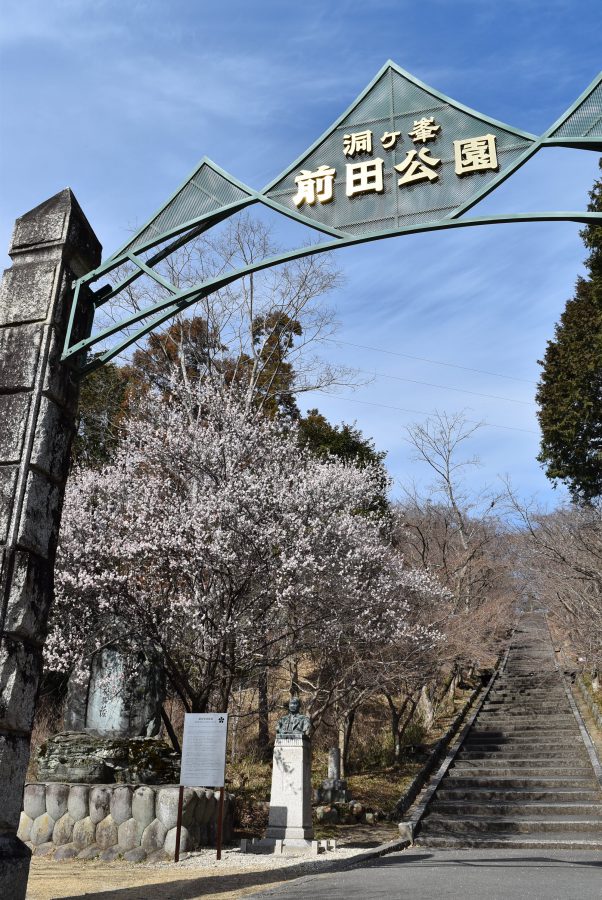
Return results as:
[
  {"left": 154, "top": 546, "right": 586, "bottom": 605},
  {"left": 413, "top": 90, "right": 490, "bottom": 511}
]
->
[{"left": 180, "top": 713, "right": 228, "bottom": 787}]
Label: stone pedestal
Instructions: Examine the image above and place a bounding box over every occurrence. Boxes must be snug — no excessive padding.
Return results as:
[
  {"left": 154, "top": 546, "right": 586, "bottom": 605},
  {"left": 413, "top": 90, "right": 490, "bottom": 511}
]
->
[
  {"left": 242, "top": 735, "right": 314, "bottom": 853},
  {"left": 265, "top": 736, "right": 313, "bottom": 844},
  {"left": 37, "top": 732, "right": 180, "bottom": 784}
]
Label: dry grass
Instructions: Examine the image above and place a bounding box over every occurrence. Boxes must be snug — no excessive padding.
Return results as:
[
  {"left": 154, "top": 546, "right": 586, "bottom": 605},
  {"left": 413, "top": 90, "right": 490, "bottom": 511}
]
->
[
  {"left": 27, "top": 703, "right": 62, "bottom": 781},
  {"left": 583, "top": 675, "right": 602, "bottom": 714}
]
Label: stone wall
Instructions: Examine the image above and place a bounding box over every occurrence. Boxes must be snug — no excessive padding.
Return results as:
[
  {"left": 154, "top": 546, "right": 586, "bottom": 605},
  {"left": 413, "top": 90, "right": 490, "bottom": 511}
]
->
[{"left": 18, "top": 783, "right": 233, "bottom": 862}]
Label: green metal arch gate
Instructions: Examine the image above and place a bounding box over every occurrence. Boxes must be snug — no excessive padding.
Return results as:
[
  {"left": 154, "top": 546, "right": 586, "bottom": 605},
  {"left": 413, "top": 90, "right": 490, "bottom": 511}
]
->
[{"left": 62, "top": 62, "right": 602, "bottom": 375}]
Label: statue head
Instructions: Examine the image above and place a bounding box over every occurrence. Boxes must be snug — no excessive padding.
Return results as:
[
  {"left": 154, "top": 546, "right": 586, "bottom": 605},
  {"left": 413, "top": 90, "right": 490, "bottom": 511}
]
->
[{"left": 288, "top": 696, "right": 301, "bottom": 714}]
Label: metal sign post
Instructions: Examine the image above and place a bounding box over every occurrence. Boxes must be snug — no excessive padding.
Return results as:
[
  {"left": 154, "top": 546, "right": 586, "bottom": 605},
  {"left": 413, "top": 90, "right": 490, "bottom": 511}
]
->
[
  {"left": 175, "top": 712, "right": 228, "bottom": 862},
  {"left": 216, "top": 785, "right": 225, "bottom": 861}
]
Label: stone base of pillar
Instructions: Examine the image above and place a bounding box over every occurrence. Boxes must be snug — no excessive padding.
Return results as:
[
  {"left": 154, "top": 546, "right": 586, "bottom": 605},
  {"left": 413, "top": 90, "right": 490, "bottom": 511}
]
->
[
  {"left": 0, "top": 835, "right": 31, "bottom": 900},
  {"left": 240, "top": 837, "right": 337, "bottom": 855}
]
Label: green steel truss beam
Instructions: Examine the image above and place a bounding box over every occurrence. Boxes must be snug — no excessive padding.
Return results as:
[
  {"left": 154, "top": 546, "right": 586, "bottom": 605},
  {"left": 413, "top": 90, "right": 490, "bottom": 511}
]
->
[{"left": 67, "top": 209, "right": 602, "bottom": 376}]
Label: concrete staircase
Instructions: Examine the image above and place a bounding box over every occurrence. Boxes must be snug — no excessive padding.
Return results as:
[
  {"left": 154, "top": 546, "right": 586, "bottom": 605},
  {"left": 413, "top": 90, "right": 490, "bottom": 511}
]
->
[{"left": 415, "top": 612, "right": 602, "bottom": 849}]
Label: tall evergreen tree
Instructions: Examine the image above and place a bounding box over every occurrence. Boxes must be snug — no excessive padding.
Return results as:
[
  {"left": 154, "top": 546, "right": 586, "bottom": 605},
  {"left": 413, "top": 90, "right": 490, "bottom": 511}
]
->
[
  {"left": 536, "top": 161, "right": 602, "bottom": 502},
  {"left": 72, "top": 360, "right": 132, "bottom": 467}
]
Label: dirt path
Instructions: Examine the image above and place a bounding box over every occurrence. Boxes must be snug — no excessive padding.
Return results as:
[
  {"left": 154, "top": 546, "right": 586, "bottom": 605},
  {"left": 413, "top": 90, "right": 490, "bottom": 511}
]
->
[
  {"left": 26, "top": 825, "right": 399, "bottom": 900},
  {"left": 26, "top": 858, "right": 302, "bottom": 900}
]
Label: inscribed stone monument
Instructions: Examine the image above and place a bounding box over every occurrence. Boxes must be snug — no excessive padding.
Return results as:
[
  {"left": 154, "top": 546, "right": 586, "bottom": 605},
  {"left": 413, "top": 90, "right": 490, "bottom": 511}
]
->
[
  {"left": 37, "top": 639, "right": 175, "bottom": 784},
  {"left": 64, "top": 639, "right": 165, "bottom": 738}
]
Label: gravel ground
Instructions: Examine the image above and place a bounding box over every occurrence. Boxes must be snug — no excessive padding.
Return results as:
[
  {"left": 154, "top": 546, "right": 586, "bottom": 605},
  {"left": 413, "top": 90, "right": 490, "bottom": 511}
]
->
[{"left": 25, "top": 831, "right": 400, "bottom": 900}]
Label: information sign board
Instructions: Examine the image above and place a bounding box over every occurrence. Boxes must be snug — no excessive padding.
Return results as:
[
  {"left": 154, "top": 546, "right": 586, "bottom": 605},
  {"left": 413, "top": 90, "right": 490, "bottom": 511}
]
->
[{"left": 180, "top": 713, "right": 228, "bottom": 787}]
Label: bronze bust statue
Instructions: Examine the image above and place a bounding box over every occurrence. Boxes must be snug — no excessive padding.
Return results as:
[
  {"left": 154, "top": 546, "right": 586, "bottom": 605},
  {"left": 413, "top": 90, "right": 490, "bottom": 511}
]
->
[{"left": 275, "top": 697, "right": 311, "bottom": 739}]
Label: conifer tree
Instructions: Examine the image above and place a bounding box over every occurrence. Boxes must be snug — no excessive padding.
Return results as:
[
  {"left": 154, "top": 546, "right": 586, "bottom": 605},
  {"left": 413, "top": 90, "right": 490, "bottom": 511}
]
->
[{"left": 536, "top": 161, "right": 602, "bottom": 502}]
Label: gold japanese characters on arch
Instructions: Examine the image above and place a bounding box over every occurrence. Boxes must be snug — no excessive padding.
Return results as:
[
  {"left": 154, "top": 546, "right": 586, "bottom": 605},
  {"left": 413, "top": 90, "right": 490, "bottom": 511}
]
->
[{"left": 292, "top": 117, "right": 500, "bottom": 208}]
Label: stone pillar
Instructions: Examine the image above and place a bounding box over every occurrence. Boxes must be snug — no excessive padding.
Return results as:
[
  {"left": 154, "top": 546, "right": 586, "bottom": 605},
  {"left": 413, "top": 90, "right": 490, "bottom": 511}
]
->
[
  {"left": 0, "top": 190, "right": 100, "bottom": 897},
  {"left": 315, "top": 746, "right": 350, "bottom": 805},
  {"left": 264, "top": 736, "right": 313, "bottom": 846},
  {"left": 328, "top": 747, "right": 341, "bottom": 781}
]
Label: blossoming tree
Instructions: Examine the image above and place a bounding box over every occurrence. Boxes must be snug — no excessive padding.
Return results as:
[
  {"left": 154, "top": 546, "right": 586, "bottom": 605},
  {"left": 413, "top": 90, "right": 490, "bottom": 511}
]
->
[{"left": 50, "top": 378, "right": 447, "bottom": 735}]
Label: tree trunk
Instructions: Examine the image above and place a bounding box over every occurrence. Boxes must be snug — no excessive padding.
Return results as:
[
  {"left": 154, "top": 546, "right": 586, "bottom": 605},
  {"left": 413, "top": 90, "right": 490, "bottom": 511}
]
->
[
  {"left": 160, "top": 706, "right": 181, "bottom": 755},
  {"left": 257, "top": 667, "right": 271, "bottom": 761},
  {"left": 339, "top": 708, "right": 356, "bottom": 777},
  {"left": 230, "top": 682, "right": 244, "bottom": 764},
  {"left": 396, "top": 697, "right": 417, "bottom": 754},
  {"left": 385, "top": 693, "right": 410, "bottom": 764},
  {"left": 290, "top": 657, "right": 300, "bottom": 697}
]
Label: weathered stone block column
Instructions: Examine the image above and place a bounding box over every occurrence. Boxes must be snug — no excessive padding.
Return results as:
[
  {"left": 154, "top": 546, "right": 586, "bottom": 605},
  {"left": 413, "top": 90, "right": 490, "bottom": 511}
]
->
[{"left": 0, "top": 190, "right": 100, "bottom": 898}]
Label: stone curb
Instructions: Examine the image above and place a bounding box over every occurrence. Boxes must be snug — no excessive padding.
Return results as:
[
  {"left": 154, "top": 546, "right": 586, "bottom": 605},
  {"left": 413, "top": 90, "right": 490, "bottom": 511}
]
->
[
  {"left": 553, "top": 663, "right": 602, "bottom": 790},
  {"left": 391, "top": 684, "right": 480, "bottom": 820},
  {"left": 575, "top": 675, "right": 602, "bottom": 732},
  {"left": 397, "top": 642, "right": 512, "bottom": 841},
  {"left": 550, "top": 633, "right": 602, "bottom": 789},
  {"left": 18, "top": 783, "right": 234, "bottom": 860}
]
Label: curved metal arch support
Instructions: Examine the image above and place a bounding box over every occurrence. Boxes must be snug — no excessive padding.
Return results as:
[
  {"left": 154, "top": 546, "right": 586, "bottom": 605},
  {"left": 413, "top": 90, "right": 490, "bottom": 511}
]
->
[
  {"left": 65, "top": 188, "right": 351, "bottom": 357},
  {"left": 77, "top": 165, "right": 352, "bottom": 301},
  {"left": 65, "top": 209, "right": 602, "bottom": 376}
]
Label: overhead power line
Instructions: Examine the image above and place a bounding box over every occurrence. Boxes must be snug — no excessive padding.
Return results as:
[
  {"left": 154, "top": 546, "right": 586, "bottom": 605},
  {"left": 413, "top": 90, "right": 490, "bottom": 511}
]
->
[
  {"left": 324, "top": 338, "right": 538, "bottom": 386},
  {"left": 357, "top": 368, "right": 533, "bottom": 406},
  {"left": 317, "top": 391, "right": 539, "bottom": 436}
]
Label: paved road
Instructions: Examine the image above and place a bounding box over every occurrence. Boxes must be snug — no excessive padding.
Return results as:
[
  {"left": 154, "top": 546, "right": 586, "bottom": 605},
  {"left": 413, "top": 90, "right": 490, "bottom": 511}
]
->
[{"left": 247, "top": 849, "right": 602, "bottom": 899}]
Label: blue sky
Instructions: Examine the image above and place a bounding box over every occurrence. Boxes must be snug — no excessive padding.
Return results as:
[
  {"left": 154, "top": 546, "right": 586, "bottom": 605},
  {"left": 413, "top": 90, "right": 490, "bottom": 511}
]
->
[{"left": 1, "top": 0, "right": 600, "bottom": 507}]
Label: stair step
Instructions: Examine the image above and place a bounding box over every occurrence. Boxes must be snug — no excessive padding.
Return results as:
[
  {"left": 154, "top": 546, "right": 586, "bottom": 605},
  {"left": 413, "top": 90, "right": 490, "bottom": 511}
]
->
[
  {"left": 464, "top": 737, "right": 582, "bottom": 746},
  {"left": 468, "top": 725, "right": 578, "bottom": 733},
  {"left": 483, "top": 700, "right": 567, "bottom": 707},
  {"left": 414, "top": 833, "right": 602, "bottom": 850},
  {"left": 480, "top": 712, "right": 573, "bottom": 715},
  {"left": 460, "top": 750, "right": 590, "bottom": 760},
  {"left": 444, "top": 776, "right": 597, "bottom": 789},
  {"left": 430, "top": 801, "right": 602, "bottom": 816},
  {"left": 422, "top": 815, "right": 602, "bottom": 834},
  {"left": 487, "top": 696, "right": 566, "bottom": 701},
  {"left": 464, "top": 738, "right": 582, "bottom": 747},
  {"left": 473, "top": 718, "right": 575, "bottom": 725},
  {"left": 436, "top": 788, "right": 602, "bottom": 802},
  {"left": 476, "top": 718, "right": 574, "bottom": 725},
  {"left": 450, "top": 766, "right": 594, "bottom": 778}
]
